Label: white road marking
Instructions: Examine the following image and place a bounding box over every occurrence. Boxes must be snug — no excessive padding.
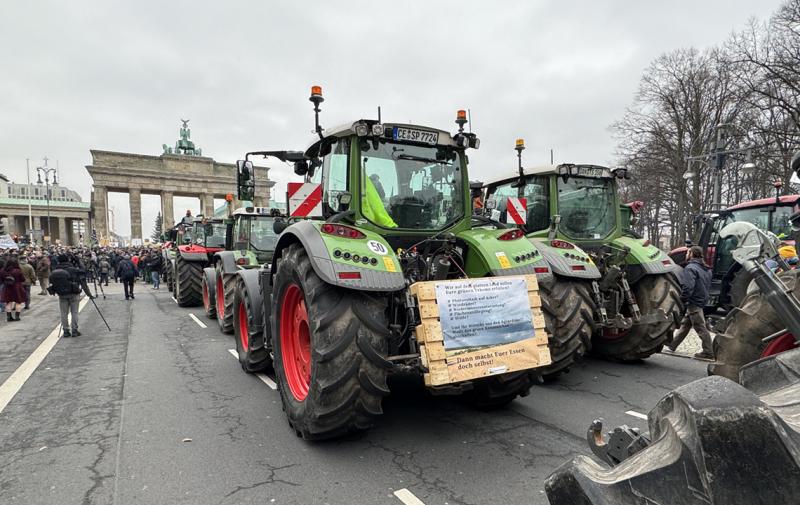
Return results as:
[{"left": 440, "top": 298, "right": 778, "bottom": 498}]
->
[
  {"left": 393, "top": 488, "right": 426, "bottom": 505},
  {"left": 625, "top": 410, "right": 648, "bottom": 420},
  {"left": 171, "top": 296, "right": 178, "bottom": 303},
  {"left": 189, "top": 313, "right": 207, "bottom": 328},
  {"left": 0, "top": 296, "right": 89, "bottom": 415},
  {"left": 227, "top": 349, "right": 277, "bottom": 390}
]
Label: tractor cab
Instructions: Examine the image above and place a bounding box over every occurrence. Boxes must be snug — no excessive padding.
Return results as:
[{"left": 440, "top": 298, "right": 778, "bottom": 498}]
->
[{"left": 228, "top": 207, "right": 280, "bottom": 264}]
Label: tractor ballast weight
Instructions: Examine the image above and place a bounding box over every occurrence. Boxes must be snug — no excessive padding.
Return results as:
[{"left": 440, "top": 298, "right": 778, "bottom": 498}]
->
[
  {"left": 244, "top": 89, "right": 556, "bottom": 440},
  {"left": 545, "top": 347, "right": 800, "bottom": 505}
]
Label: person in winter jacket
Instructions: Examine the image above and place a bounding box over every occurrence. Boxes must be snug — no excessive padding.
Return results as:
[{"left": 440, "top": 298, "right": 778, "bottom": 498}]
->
[
  {"left": 148, "top": 251, "right": 163, "bottom": 289},
  {"left": 2, "top": 259, "right": 26, "bottom": 321},
  {"left": 19, "top": 256, "right": 37, "bottom": 309},
  {"left": 35, "top": 254, "right": 51, "bottom": 295},
  {"left": 668, "top": 246, "right": 713, "bottom": 358},
  {"left": 116, "top": 255, "right": 137, "bottom": 300},
  {"left": 98, "top": 256, "right": 110, "bottom": 286},
  {"left": 48, "top": 254, "right": 94, "bottom": 337}
]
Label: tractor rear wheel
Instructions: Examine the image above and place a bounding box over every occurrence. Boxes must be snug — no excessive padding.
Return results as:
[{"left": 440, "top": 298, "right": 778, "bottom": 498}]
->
[
  {"left": 202, "top": 268, "right": 217, "bottom": 319},
  {"left": 233, "top": 278, "right": 271, "bottom": 373},
  {"left": 538, "top": 279, "right": 596, "bottom": 377},
  {"left": 272, "top": 244, "right": 390, "bottom": 440},
  {"left": 592, "top": 274, "right": 682, "bottom": 361},
  {"left": 215, "top": 266, "right": 236, "bottom": 334},
  {"left": 710, "top": 269, "right": 800, "bottom": 380},
  {"left": 175, "top": 256, "right": 203, "bottom": 307}
]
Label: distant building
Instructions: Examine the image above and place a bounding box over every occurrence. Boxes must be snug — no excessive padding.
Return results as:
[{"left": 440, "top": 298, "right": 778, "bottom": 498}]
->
[{"left": 0, "top": 172, "right": 90, "bottom": 245}]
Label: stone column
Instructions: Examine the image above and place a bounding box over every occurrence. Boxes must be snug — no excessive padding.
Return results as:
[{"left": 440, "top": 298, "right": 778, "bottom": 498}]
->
[
  {"left": 253, "top": 196, "right": 267, "bottom": 208},
  {"left": 92, "top": 185, "right": 109, "bottom": 241},
  {"left": 200, "top": 193, "right": 215, "bottom": 218},
  {"left": 57, "top": 216, "right": 68, "bottom": 245},
  {"left": 129, "top": 188, "right": 142, "bottom": 241},
  {"left": 5, "top": 215, "right": 16, "bottom": 235},
  {"left": 161, "top": 191, "right": 174, "bottom": 231}
]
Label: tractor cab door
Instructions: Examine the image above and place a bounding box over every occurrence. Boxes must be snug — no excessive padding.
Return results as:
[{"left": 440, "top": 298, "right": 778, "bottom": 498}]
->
[{"left": 233, "top": 215, "right": 250, "bottom": 251}]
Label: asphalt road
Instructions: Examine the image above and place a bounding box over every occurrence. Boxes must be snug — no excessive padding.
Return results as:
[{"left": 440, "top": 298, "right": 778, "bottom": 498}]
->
[{"left": 0, "top": 281, "right": 707, "bottom": 505}]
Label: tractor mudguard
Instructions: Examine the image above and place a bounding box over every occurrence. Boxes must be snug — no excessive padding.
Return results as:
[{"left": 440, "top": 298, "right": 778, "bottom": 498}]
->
[
  {"left": 271, "top": 220, "right": 405, "bottom": 292},
  {"left": 456, "top": 227, "right": 547, "bottom": 277},
  {"left": 611, "top": 236, "right": 679, "bottom": 275},
  {"left": 177, "top": 245, "right": 210, "bottom": 262},
  {"left": 237, "top": 269, "right": 264, "bottom": 336},
  {"left": 215, "top": 251, "right": 238, "bottom": 275},
  {"left": 530, "top": 238, "right": 601, "bottom": 280}
]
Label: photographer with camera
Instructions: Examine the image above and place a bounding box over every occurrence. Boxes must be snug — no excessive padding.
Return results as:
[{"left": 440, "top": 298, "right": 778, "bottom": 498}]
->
[{"left": 48, "top": 254, "right": 94, "bottom": 337}]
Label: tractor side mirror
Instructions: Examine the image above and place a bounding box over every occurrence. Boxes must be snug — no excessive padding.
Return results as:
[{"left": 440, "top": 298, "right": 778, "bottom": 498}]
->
[
  {"left": 273, "top": 218, "right": 288, "bottom": 235},
  {"left": 337, "top": 191, "right": 352, "bottom": 212},
  {"left": 236, "top": 159, "right": 256, "bottom": 201},
  {"left": 294, "top": 160, "right": 309, "bottom": 176}
]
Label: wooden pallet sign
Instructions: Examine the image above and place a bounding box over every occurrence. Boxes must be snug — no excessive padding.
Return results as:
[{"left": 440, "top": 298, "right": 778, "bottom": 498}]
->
[{"left": 411, "top": 275, "right": 550, "bottom": 387}]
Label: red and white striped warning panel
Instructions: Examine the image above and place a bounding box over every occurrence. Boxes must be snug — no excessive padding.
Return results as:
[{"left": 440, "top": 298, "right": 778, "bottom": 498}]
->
[
  {"left": 288, "top": 182, "right": 323, "bottom": 217},
  {"left": 506, "top": 197, "right": 527, "bottom": 225}
]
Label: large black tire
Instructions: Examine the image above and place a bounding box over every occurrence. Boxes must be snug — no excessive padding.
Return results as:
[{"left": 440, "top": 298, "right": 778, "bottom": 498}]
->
[
  {"left": 545, "top": 348, "right": 800, "bottom": 505},
  {"left": 710, "top": 269, "right": 800, "bottom": 380},
  {"left": 164, "top": 261, "right": 174, "bottom": 293},
  {"left": 591, "top": 274, "right": 682, "bottom": 361},
  {"left": 175, "top": 256, "right": 204, "bottom": 307},
  {"left": 538, "top": 279, "right": 596, "bottom": 377},
  {"left": 723, "top": 267, "right": 752, "bottom": 312},
  {"left": 272, "top": 244, "right": 391, "bottom": 440},
  {"left": 233, "top": 278, "right": 272, "bottom": 373},
  {"left": 202, "top": 268, "right": 217, "bottom": 319},
  {"left": 215, "top": 266, "right": 236, "bottom": 334},
  {"left": 465, "top": 371, "right": 532, "bottom": 409}
]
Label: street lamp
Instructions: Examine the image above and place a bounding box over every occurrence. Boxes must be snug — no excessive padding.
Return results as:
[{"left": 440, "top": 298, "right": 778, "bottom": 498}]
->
[{"left": 36, "top": 158, "right": 58, "bottom": 246}]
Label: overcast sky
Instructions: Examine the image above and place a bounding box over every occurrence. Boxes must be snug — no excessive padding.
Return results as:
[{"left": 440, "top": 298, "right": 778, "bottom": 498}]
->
[{"left": 0, "top": 0, "right": 783, "bottom": 238}]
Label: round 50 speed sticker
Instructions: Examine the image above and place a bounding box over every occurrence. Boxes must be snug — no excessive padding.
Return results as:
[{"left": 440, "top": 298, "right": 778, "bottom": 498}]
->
[{"left": 367, "top": 240, "right": 388, "bottom": 255}]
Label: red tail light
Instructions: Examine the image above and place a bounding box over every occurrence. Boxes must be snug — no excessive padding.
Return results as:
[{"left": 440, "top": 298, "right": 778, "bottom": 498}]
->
[
  {"left": 534, "top": 266, "right": 549, "bottom": 274},
  {"left": 498, "top": 229, "right": 524, "bottom": 241},
  {"left": 321, "top": 223, "right": 366, "bottom": 239},
  {"left": 571, "top": 265, "right": 586, "bottom": 271},
  {"left": 550, "top": 239, "right": 574, "bottom": 249},
  {"left": 337, "top": 272, "right": 361, "bottom": 280},
  {"left": 662, "top": 259, "right": 672, "bottom": 265},
  {"left": 236, "top": 257, "right": 250, "bottom": 266}
]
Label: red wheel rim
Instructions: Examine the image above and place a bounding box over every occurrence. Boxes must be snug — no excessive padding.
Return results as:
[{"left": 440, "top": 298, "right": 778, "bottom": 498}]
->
[
  {"left": 761, "top": 332, "right": 798, "bottom": 358},
  {"left": 280, "top": 283, "right": 311, "bottom": 401},
  {"left": 203, "top": 281, "right": 210, "bottom": 311},
  {"left": 216, "top": 276, "right": 225, "bottom": 317},
  {"left": 238, "top": 301, "right": 249, "bottom": 351}
]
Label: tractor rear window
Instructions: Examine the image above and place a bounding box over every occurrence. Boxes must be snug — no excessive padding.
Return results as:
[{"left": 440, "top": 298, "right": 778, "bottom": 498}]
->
[
  {"left": 487, "top": 176, "right": 550, "bottom": 232},
  {"left": 557, "top": 177, "right": 616, "bottom": 240},
  {"left": 359, "top": 141, "right": 464, "bottom": 230}
]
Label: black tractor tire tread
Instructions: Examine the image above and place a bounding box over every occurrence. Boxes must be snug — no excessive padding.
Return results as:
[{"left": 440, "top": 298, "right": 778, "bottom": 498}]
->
[
  {"left": 710, "top": 269, "right": 800, "bottom": 380},
  {"left": 176, "top": 257, "right": 204, "bottom": 307},
  {"left": 538, "top": 280, "right": 596, "bottom": 377},
  {"left": 465, "top": 371, "right": 532, "bottom": 409},
  {"left": 233, "top": 279, "right": 272, "bottom": 373},
  {"left": 202, "top": 269, "right": 217, "bottom": 319},
  {"left": 592, "top": 274, "right": 682, "bottom": 361},
  {"left": 272, "top": 244, "right": 390, "bottom": 440},
  {"left": 216, "top": 268, "right": 236, "bottom": 334}
]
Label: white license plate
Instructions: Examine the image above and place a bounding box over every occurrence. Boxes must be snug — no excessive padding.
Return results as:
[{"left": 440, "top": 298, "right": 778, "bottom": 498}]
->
[{"left": 393, "top": 127, "right": 439, "bottom": 145}]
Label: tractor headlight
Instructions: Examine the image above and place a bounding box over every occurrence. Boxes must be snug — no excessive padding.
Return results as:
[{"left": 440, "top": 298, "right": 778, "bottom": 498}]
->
[
  {"left": 355, "top": 122, "right": 369, "bottom": 136},
  {"left": 371, "top": 124, "right": 384, "bottom": 136}
]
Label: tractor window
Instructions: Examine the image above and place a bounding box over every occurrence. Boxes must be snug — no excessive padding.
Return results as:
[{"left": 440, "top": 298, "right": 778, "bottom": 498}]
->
[
  {"left": 234, "top": 217, "right": 250, "bottom": 250},
  {"left": 557, "top": 177, "right": 616, "bottom": 240},
  {"left": 205, "top": 222, "right": 226, "bottom": 248},
  {"left": 359, "top": 141, "right": 464, "bottom": 230},
  {"left": 249, "top": 217, "right": 278, "bottom": 252},
  {"left": 322, "top": 139, "right": 350, "bottom": 212},
  {"left": 487, "top": 176, "right": 550, "bottom": 232}
]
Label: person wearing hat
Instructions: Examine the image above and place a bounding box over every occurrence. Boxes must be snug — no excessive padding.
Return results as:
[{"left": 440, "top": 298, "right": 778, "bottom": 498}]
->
[{"left": 48, "top": 254, "right": 94, "bottom": 337}]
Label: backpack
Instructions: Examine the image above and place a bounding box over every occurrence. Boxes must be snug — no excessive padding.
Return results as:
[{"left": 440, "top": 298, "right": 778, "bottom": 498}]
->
[
  {"left": 118, "top": 260, "right": 135, "bottom": 279},
  {"left": 49, "top": 268, "right": 73, "bottom": 296}
]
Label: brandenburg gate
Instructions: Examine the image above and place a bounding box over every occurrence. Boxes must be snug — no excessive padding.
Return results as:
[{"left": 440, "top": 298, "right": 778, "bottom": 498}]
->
[{"left": 85, "top": 121, "right": 272, "bottom": 242}]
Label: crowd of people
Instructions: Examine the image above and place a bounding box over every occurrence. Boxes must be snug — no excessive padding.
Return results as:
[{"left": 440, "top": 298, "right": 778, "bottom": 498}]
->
[{"left": 0, "top": 244, "right": 166, "bottom": 329}]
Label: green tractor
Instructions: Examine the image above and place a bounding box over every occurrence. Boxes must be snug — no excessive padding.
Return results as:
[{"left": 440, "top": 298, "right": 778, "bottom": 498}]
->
[
  {"left": 202, "top": 206, "right": 279, "bottom": 335},
  {"left": 484, "top": 157, "right": 682, "bottom": 361},
  {"left": 481, "top": 139, "right": 600, "bottom": 375},
  {"left": 234, "top": 87, "right": 559, "bottom": 439}
]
